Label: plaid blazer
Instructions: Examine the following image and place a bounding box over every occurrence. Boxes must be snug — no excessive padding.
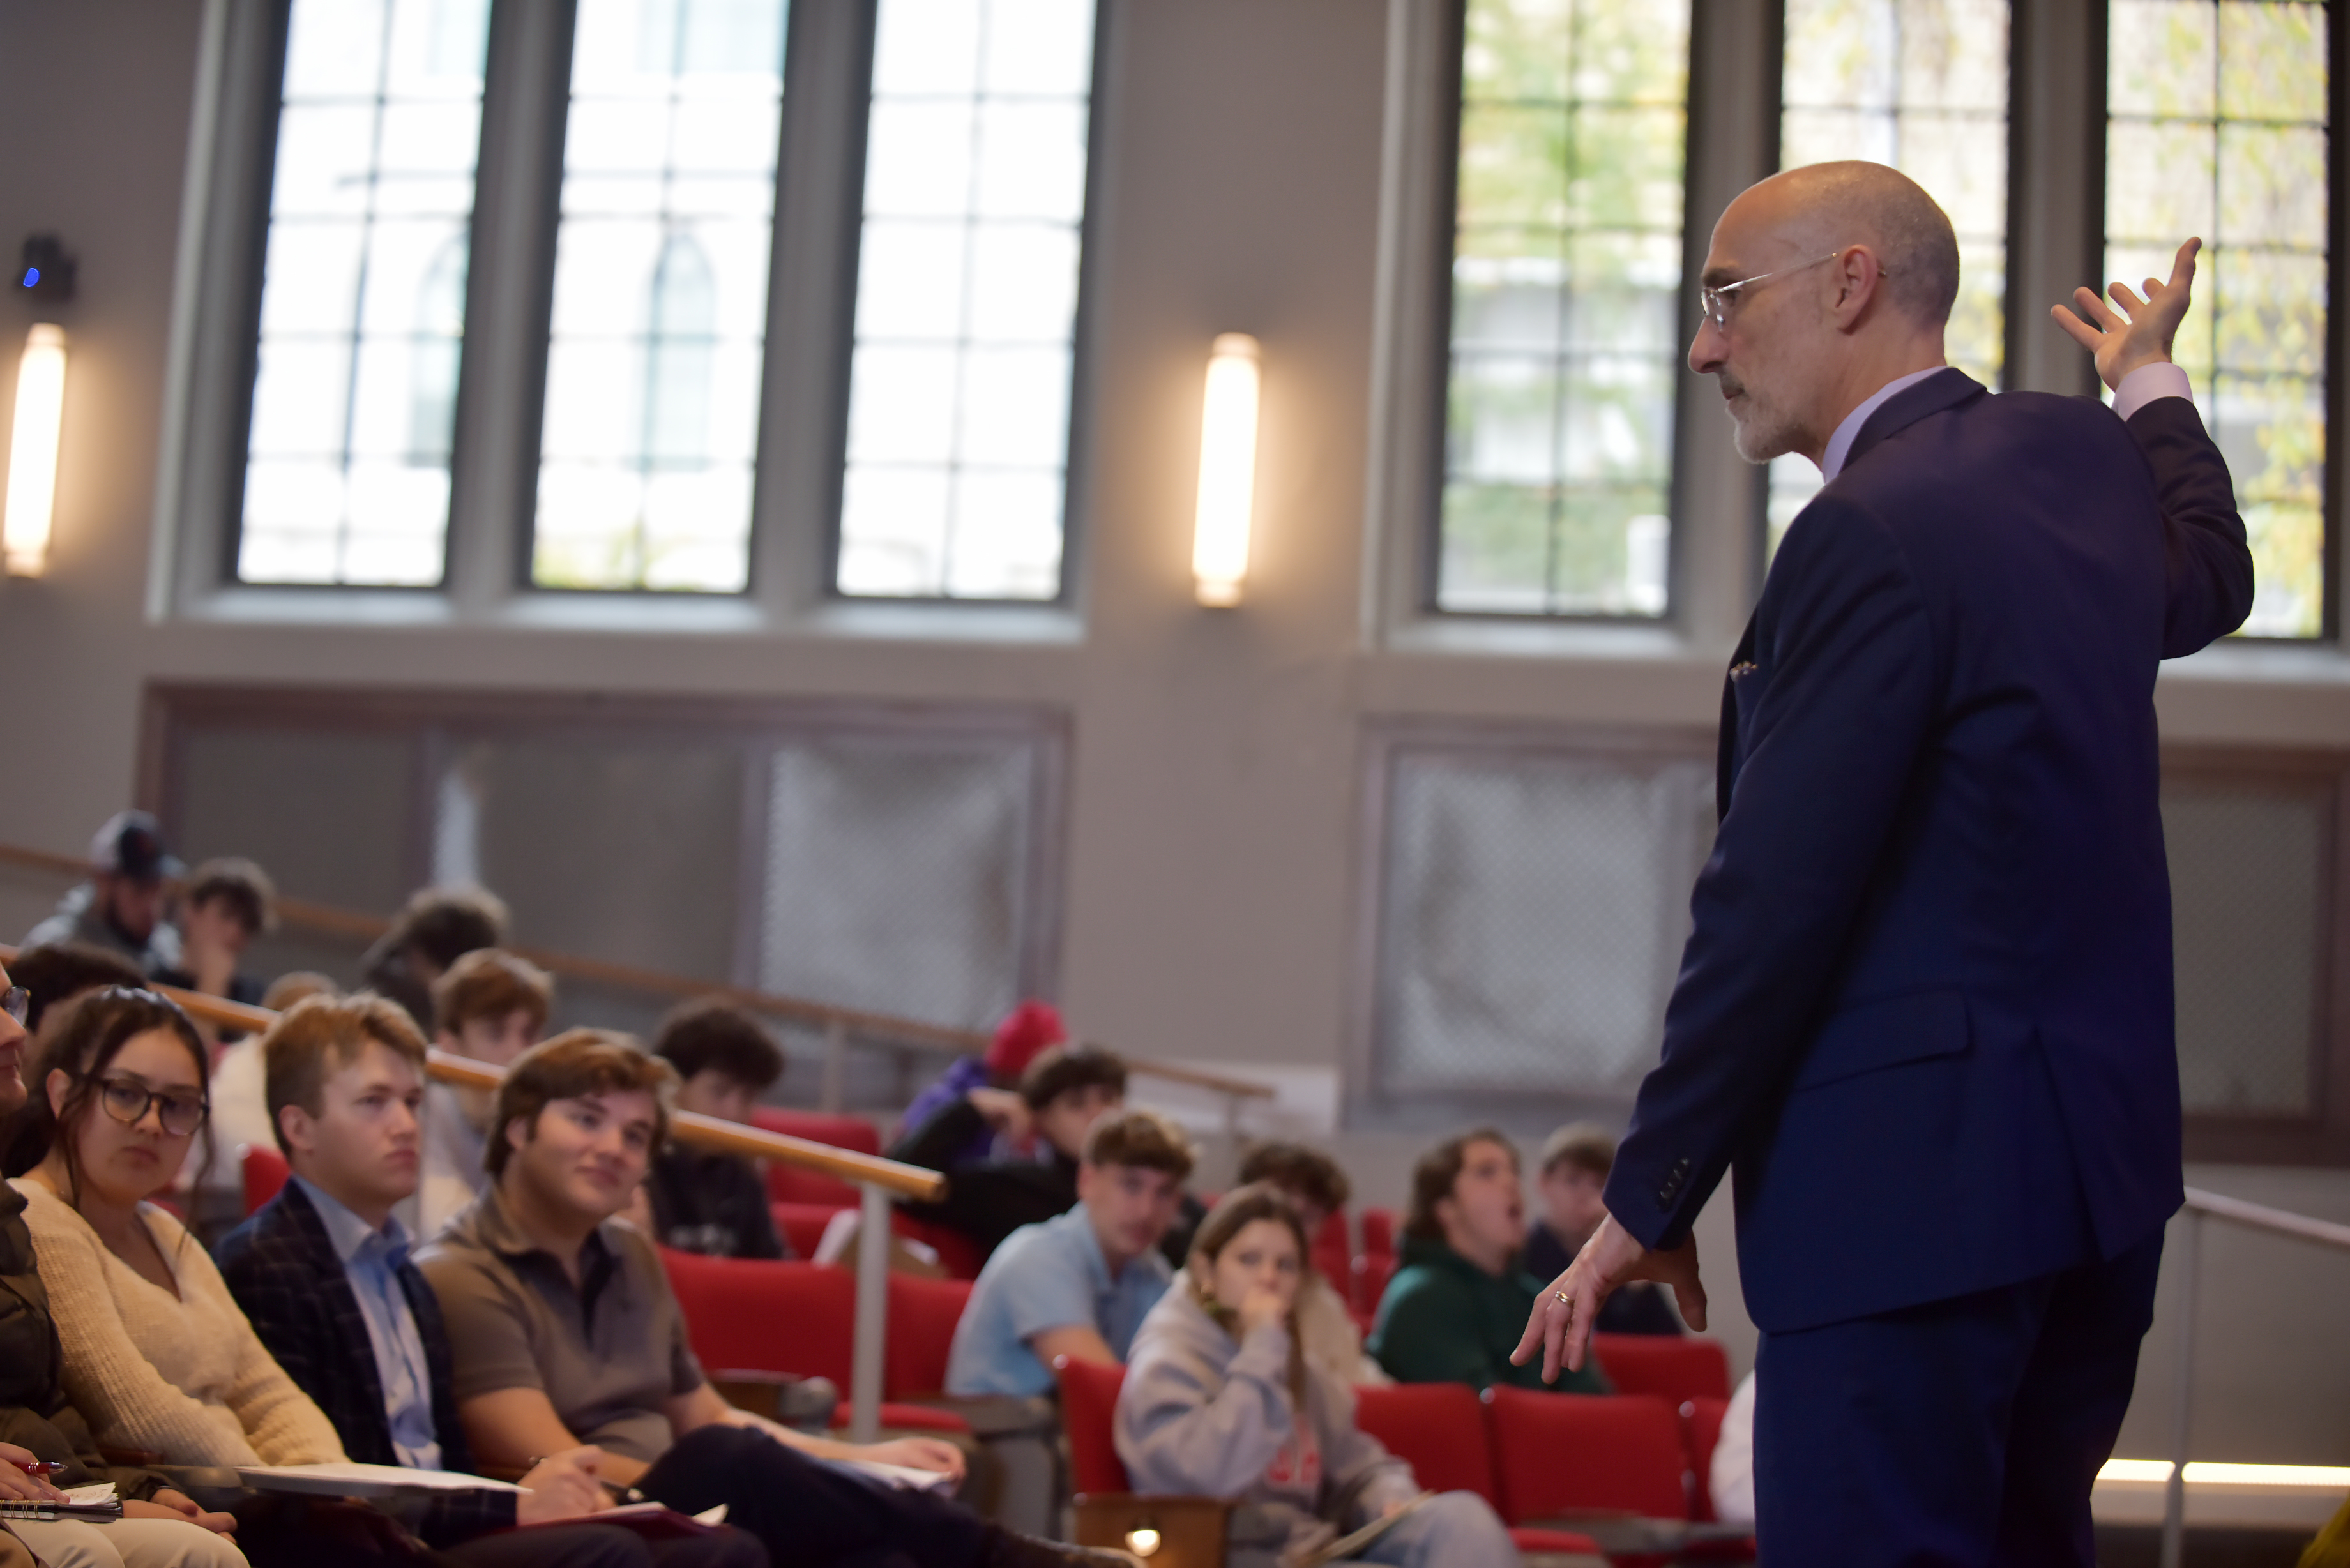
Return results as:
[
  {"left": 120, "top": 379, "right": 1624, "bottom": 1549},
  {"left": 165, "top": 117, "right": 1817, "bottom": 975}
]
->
[{"left": 215, "top": 1181, "right": 514, "bottom": 1547}]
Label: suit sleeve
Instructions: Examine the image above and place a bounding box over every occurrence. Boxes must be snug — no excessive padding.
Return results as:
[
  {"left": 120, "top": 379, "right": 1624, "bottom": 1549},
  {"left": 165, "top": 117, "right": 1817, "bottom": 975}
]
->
[
  {"left": 2125, "top": 397, "right": 2254, "bottom": 654},
  {"left": 1606, "top": 503, "right": 1940, "bottom": 1251}
]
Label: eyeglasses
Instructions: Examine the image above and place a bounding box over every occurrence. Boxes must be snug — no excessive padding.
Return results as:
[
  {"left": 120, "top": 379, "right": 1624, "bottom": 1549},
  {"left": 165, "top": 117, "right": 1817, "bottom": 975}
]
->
[
  {"left": 1, "top": 989, "right": 25, "bottom": 1028},
  {"left": 1701, "top": 249, "right": 1890, "bottom": 331},
  {"left": 90, "top": 1076, "right": 209, "bottom": 1138}
]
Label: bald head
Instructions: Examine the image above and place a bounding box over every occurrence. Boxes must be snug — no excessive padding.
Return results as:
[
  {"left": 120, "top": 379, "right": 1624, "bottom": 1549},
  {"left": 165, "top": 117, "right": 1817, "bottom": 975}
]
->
[{"left": 1737, "top": 162, "right": 1960, "bottom": 329}]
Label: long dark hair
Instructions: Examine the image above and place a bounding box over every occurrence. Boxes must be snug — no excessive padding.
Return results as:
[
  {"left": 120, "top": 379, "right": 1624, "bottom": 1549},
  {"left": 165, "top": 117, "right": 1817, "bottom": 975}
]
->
[
  {"left": 0, "top": 987, "right": 213, "bottom": 1211},
  {"left": 1186, "top": 1182, "right": 1312, "bottom": 1400}
]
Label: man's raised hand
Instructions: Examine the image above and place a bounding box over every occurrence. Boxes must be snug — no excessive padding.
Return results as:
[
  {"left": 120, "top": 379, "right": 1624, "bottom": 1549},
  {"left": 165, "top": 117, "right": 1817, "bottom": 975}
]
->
[
  {"left": 1510, "top": 1214, "right": 1707, "bottom": 1385},
  {"left": 2051, "top": 236, "right": 2201, "bottom": 393}
]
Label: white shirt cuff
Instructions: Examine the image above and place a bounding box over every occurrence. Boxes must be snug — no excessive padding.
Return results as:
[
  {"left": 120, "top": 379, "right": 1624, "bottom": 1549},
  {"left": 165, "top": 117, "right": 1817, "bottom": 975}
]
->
[{"left": 2112, "top": 361, "right": 2194, "bottom": 422}]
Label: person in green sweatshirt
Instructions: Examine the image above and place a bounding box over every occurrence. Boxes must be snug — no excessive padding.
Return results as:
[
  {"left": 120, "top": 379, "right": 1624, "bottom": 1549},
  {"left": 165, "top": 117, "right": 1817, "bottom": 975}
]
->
[{"left": 1367, "top": 1128, "right": 1611, "bottom": 1395}]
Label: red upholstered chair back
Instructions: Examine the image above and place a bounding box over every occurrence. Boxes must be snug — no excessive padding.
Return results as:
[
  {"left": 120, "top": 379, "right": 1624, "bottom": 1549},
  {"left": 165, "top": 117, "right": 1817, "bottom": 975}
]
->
[
  {"left": 1358, "top": 1207, "right": 1396, "bottom": 1258},
  {"left": 1309, "top": 1209, "right": 1351, "bottom": 1287},
  {"left": 1351, "top": 1252, "right": 1399, "bottom": 1322},
  {"left": 1483, "top": 1386, "right": 1691, "bottom": 1525},
  {"left": 1353, "top": 1382, "right": 1499, "bottom": 1508},
  {"left": 771, "top": 1202, "right": 846, "bottom": 1260},
  {"left": 891, "top": 1212, "right": 987, "bottom": 1281},
  {"left": 1681, "top": 1396, "right": 1730, "bottom": 1523},
  {"left": 753, "top": 1109, "right": 881, "bottom": 1209},
  {"left": 884, "top": 1273, "right": 972, "bottom": 1398},
  {"left": 243, "top": 1145, "right": 291, "bottom": 1215},
  {"left": 661, "top": 1250, "right": 856, "bottom": 1385},
  {"left": 1587, "top": 1333, "right": 1731, "bottom": 1404},
  {"left": 1052, "top": 1356, "right": 1132, "bottom": 1495}
]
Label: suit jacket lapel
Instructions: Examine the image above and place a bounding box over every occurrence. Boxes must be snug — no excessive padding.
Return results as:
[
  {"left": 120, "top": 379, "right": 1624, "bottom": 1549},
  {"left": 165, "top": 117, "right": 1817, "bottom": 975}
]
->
[
  {"left": 1842, "top": 366, "right": 1984, "bottom": 473},
  {"left": 1718, "top": 613, "right": 1757, "bottom": 821},
  {"left": 279, "top": 1183, "right": 393, "bottom": 1459}
]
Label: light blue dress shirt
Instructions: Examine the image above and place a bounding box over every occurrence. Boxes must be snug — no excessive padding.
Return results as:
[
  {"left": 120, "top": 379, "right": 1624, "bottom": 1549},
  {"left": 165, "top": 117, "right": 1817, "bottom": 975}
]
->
[
  {"left": 944, "top": 1204, "right": 1172, "bottom": 1398},
  {"left": 294, "top": 1175, "right": 442, "bottom": 1470}
]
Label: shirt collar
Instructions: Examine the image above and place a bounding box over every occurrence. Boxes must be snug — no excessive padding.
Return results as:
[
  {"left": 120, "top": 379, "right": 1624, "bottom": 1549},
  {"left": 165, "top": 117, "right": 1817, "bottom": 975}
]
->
[
  {"left": 292, "top": 1174, "right": 414, "bottom": 1269},
  {"left": 1821, "top": 365, "right": 1950, "bottom": 482},
  {"left": 469, "top": 1182, "right": 620, "bottom": 1284}
]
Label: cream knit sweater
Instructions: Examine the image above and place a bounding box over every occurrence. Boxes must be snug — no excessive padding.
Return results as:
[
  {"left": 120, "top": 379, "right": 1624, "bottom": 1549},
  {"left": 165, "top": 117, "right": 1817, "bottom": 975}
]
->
[{"left": 13, "top": 1179, "right": 344, "bottom": 1467}]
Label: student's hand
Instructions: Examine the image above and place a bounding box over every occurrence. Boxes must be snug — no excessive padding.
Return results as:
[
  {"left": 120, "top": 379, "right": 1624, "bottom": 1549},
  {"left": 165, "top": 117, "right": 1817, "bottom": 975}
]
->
[
  {"left": 966, "top": 1088, "right": 1031, "bottom": 1145},
  {"left": 860, "top": 1437, "right": 967, "bottom": 1486},
  {"left": 2051, "top": 236, "right": 2200, "bottom": 392},
  {"left": 1236, "top": 1285, "right": 1288, "bottom": 1339},
  {"left": 0, "top": 1443, "right": 66, "bottom": 1504},
  {"left": 516, "top": 1447, "right": 607, "bottom": 1525},
  {"left": 1511, "top": 1213, "right": 1706, "bottom": 1384},
  {"left": 132, "top": 1489, "right": 239, "bottom": 1535}
]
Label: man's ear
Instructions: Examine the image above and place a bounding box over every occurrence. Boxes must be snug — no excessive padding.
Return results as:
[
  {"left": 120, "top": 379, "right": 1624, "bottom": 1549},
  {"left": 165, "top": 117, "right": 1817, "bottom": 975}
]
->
[
  {"left": 503, "top": 1112, "right": 532, "bottom": 1160},
  {"left": 1831, "top": 245, "right": 1891, "bottom": 331},
  {"left": 277, "top": 1102, "right": 314, "bottom": 1159}
]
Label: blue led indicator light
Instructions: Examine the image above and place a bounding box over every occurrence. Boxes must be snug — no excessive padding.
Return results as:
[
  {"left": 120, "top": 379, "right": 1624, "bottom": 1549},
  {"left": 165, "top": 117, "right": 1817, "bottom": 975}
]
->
[{"left": 19, "top": 268, "right": 36, "bottom": 289}]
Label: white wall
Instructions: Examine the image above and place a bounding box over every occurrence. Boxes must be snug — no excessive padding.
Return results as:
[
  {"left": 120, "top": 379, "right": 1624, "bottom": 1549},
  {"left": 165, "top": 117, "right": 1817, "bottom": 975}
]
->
[{"left": 1, "top": 0, "right": 2346, "bottom": 1465}]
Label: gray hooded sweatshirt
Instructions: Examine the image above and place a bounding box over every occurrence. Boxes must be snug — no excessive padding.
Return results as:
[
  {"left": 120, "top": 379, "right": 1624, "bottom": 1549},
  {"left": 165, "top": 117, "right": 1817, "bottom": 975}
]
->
[{"left": 1115, "top": 1273, "right": 1419, "bottom": 1558}]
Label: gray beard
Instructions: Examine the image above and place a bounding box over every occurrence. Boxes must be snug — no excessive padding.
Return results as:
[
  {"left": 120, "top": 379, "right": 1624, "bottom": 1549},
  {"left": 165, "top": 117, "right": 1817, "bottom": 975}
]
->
[{"left": 1724, "top": 377, "right": 1804, "bottom": 465}]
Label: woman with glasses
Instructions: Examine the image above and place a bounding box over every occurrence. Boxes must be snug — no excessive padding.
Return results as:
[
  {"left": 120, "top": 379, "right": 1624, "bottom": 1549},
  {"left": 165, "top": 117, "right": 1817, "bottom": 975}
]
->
[{"left": 2, "top": 987, "right": 343, "bottom": 1472}]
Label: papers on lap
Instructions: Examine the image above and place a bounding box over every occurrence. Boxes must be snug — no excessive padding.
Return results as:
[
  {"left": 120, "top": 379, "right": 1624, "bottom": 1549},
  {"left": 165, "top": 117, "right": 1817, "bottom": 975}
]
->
[
  {"left": 838, "top": 1458, "right": 957, "bottom": 1493},
  {"left": 235, "top": 1461, "right": 526, "bottom": 1495}
]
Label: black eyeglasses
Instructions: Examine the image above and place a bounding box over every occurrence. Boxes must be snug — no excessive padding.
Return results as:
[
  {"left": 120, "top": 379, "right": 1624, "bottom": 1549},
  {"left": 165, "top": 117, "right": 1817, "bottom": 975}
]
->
[
  {"left": 90, "top": 1076, "right": 209, "bottom": 1138},
  {"left": 1, "top": 988, "right": 25, "bottom": 1028}
]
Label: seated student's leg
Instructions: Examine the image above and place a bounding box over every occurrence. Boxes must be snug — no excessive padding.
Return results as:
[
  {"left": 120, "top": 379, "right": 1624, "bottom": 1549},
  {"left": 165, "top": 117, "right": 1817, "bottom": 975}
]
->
[
  {"left": 1350, "top": 1491, "right": 1516, "bottom": 1568},
  {"left": 641, "top": 1532, "right": 771, "bottom": 1568},
  {"left": 437, "top": 1522, "right": 656, "bottom": 1568},
  {"left": 4, "top": 1518, "right": 251, "bottom": 1568},
  {"left": 1992, "top": 1232, "right": 2163, "bottom": 1568},
  {"left": 636, "top": 1425, "right": 992, "bottom": 1568},
  {"left": 1755, "top": 1278, "right": 2061, "bottom": 1568}
]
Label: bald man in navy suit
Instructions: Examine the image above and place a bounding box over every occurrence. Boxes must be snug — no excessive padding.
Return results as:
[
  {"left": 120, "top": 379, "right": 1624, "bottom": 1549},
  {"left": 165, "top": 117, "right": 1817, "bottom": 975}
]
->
[{"left": 1512, "top": 162, "right": 2250, "bottom": 1566}]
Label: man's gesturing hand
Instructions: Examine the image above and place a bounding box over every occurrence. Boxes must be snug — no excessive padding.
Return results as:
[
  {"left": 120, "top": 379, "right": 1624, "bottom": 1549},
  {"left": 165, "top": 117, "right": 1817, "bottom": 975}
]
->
[
  {"left": 2050, "top": 236, "right": 2201, "bottom": 393},
  {"left": 1510, "top": 1214, "right": 1707, "bottom": 1385}
]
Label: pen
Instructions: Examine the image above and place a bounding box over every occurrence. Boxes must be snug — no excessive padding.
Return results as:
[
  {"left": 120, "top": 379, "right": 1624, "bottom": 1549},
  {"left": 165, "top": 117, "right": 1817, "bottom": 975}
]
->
[{"left": 9, "top": 1461, "right": 63, "bottom": 1476}]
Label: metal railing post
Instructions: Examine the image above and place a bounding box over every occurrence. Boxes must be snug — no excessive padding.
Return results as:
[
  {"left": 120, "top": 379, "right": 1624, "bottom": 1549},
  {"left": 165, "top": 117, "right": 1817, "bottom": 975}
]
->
[
  {"left": 849, "top": 1181, "right": 891, "bottom": 1443},
  {"left": 821, "top": 1018, "right": 847, "bottom": 1115},
  {"left": 2159, "top": 1209, "right": 2202, "bottom": 1568}
]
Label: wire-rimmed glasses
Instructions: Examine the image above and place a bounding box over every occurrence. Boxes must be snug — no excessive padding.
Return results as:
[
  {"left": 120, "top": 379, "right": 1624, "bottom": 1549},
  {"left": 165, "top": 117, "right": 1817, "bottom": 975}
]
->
[{"left": 1701, "top": 249, "right": 1889, "bottom": 330}]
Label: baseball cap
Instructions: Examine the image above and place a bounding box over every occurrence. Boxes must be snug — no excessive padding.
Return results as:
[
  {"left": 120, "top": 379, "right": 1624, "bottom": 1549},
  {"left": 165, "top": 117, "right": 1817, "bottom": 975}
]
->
[{"left": 89, "top": 811, "right": 183, "bottom": 882}]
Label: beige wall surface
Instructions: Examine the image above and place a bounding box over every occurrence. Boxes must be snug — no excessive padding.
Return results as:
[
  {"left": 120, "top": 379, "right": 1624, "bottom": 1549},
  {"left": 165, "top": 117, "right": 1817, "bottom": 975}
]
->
[{"left": 1, "top": 0, "right": 2346, "bottom": 1466}]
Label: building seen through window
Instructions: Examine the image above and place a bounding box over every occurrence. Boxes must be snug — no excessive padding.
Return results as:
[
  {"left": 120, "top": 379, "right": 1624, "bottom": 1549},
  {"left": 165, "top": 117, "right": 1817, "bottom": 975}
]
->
[
  {"left": 532, "top": 0, "right": 788, "bottom": 593},
  {"left": 1436, "top": 0, "right": 1692, "bottom": 618},
  {"left": 835, "top": 0, "right": 1098, "bottom": 601},
  {"left": 1769, "top": 0, "right": 2012, "bottom": 554},
  {"left": 237, "top": 0, "right": 490, "bottom": 587},
  {"left": 2109, "top": 0, "right": 2331, "bottom": 640}
]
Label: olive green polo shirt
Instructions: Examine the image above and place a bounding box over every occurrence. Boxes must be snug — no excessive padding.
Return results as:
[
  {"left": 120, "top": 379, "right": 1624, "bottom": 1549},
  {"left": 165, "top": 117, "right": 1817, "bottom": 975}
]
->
[{"left": 416, "top": 1186, "right": 704, "bottom": 1464}]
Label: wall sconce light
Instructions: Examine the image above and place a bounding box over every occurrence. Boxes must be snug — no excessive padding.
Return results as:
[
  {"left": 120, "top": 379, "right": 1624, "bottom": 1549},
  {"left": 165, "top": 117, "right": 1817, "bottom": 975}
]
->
[
  {"left": 1190, "top": 332, "right": 1261, "bottom": 607},
  {"left": 4, "top": 324, "right": 67, "bottom": 578}
]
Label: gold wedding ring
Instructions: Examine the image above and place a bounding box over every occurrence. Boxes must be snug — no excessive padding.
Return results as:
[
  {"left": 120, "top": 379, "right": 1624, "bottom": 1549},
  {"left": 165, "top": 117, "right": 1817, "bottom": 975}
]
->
[{"left": 1553, "top": 1290, "right": 1572, "bottom": 1307}]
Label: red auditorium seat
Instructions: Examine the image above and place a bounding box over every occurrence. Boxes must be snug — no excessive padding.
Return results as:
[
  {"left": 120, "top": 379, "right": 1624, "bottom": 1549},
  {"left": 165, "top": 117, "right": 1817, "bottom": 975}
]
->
[
  {"left": 1351, "top": 1251, "right": 1398, "bottom": 1323},
  {"left": 1681, "top": 1396, "right": 1729, "bottom": 1523},
  {"left": 753, "top": 1108, "right": 880, "bottom": 1209},
  {"left": 883, "top": 1273, "right": 971, "bottom": 1399},
  {"left": 1354, "top": 1383, "right": 1500, "bottom": 1508},
  {"left": 1358, "top": 1207, "right": 1396, "bottom": 1258},
  {"left": 1308, "top": 1208, "right": 1351, "bottom": 1286},
  {"left": 243, "top": 1145, "right": 290, "bottom": 1214},
  {"left": 658, "top": 1248, "right": 967, "bottom": 1435},
  {"left": 771, "top": 1202, "right": 843, "bottom": 1260},
  {"left": 1050, "top": 1356, "right": 1132, "bottom": 1494},
  {"left": 1588, "top": 1332, "right": 1731, "bottom": 1405},
  {"left": 1483, "top": 1385, "right": 1690, "bottom": 1525}
]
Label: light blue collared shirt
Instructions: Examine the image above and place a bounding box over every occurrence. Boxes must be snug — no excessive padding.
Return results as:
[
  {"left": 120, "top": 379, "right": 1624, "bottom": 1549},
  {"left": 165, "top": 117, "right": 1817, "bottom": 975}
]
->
[
  {"left": 294, "top": 1175, "right": 441, "bottom": 1470},
  {"left": 943, "top": 1204, "right": 1172, "bottom": 1398}
]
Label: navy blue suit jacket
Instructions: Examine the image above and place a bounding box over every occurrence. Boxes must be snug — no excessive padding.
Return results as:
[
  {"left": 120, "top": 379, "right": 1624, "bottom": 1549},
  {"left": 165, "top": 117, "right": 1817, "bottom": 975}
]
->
[
  {"left": 216, "top": 1183, "right": 514, "bottom": 1547},
  {"left": 1605, "top": 370, "right": 2252, "bottom": 1334}
]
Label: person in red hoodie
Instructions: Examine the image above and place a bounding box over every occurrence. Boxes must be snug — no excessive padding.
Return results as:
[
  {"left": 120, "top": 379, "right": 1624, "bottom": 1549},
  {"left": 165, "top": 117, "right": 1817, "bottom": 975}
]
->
[{"left": 894, "top": 1001, "right": 1065, "bottom": 1168}]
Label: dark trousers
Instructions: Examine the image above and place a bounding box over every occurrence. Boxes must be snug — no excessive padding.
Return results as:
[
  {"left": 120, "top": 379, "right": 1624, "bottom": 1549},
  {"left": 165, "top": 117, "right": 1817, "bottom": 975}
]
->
[
  {"left": 1754, "top": 1229, "right": 2164, "bottom": 1568},
  {"left": 640, "top": 1423, "right": 994, "bottom": 1568},
  {"left": 442, "top": 1520, "right": 768, "bottom": 1568}
]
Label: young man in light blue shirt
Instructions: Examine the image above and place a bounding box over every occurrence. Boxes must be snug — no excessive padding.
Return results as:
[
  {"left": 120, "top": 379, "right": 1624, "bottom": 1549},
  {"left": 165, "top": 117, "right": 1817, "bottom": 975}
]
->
[{"left": 946, "top": 1110, "right": 1195, "bottom": 1397}]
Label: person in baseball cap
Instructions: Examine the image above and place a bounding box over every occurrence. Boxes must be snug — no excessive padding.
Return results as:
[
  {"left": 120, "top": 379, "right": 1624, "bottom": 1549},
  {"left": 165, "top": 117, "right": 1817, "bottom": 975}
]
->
[{"left": 20, "top": 811, "right": 186, "bottom": 975}]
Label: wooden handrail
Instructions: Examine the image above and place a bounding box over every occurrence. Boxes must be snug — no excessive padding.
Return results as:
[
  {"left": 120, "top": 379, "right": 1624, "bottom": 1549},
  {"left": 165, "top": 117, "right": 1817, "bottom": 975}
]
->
[
  {"left": 0, "top": 841, "right": 1275, "bottom": 1102},
  {"left": 0, "top": 945, "right": 945, "bottom": 1201}
]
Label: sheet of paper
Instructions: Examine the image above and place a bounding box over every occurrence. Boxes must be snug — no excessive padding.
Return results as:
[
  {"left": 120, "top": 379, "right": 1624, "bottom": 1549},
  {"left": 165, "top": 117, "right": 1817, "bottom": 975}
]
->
[
  {"left": 235, "top": 1462, "right": 524, "bottom": 1494},
  {"left": 63, "top": 1484, "right": 116, "bottom": 1504},
  {"left": 838, "top": 1458, "right": 956, "bottom": 1493}
]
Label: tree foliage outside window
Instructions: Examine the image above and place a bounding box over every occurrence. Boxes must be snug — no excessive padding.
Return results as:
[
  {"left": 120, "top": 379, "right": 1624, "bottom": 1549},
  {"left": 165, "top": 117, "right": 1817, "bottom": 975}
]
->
[
  {"left": 2110, "top": 0, "right": 2330, "bottom": 639},
  {"left": 1436, "top": 0, "right": 1692, "bottom": 617},
  {"left": 1770, "top": 0, "right": 2011, "bottom": 552}
]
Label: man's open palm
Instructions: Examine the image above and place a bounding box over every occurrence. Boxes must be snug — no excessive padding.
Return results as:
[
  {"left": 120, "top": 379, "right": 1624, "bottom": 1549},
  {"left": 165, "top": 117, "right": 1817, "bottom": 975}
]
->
[{"left": 2050, "top": 236, "right": 2200, "bottom": 392}]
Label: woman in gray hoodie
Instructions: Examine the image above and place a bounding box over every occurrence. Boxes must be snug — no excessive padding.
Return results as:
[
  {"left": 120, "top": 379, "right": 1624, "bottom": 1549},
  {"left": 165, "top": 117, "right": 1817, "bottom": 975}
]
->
[{"left": 1113, "top": 1185, "right": 1515, "bottom": 1568}]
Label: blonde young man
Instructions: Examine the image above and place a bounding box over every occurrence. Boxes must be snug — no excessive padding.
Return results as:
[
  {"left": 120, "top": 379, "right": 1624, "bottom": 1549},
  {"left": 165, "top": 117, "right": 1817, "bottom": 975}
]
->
[{"left": 416, "top": 949, "right": 552, "bottom": 1235}]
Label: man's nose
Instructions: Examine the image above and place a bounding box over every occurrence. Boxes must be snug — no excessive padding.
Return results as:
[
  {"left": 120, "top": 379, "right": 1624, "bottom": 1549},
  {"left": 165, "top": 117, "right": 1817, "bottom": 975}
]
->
[{"left": 1688, "top": 315, "right": 1727, "bottom": 375}]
